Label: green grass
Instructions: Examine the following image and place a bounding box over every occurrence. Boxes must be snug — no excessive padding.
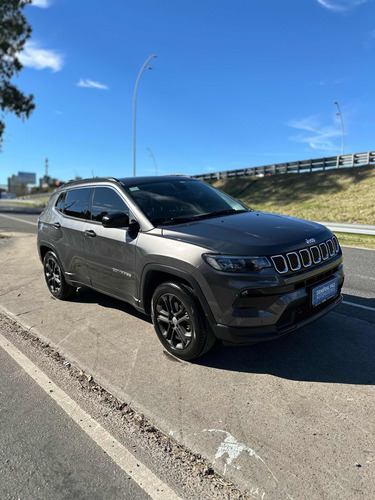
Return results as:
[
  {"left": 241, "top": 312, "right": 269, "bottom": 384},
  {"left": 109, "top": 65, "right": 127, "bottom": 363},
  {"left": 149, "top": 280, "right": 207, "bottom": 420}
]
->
[
  {"left": 212, "top": 164, "right": 375, "bottom": 225},
  {"left": 336, "top": 232, "right": 375, "bottom": 250}
]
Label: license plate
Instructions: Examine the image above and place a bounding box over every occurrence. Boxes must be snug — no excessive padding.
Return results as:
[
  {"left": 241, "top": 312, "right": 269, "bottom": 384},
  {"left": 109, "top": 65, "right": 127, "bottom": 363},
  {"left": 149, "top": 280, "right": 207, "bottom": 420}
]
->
[{"left": 312, "top": 278, "right": 338, "bottom": 307}]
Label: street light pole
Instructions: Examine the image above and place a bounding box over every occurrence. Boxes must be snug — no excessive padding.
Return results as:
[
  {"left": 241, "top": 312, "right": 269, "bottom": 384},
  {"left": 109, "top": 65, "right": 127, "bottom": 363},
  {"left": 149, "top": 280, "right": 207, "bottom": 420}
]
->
[
  {"left": 133, "top": 55, "right": 158, "bottom": 177},
  {"left": 334, "top": 100, "right": 344, "bottom": 156}
]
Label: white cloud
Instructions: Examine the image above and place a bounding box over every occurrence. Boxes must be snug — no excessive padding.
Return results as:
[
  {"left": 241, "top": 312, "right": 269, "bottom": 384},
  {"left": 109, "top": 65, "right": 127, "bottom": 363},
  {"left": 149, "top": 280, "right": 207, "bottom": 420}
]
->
[
  {"left": 30, "top": 0, "right": 51, "bottom": 7},
  {"left": 287, "top": 114, "right": 342, "bottom": 152},
  {"left": 317, "top": 0, "right": 368, "bottom": 12},
  {"left": 77, "top": 79, "right": 109, "bottom": 90},
  {"left": 18, "top": 41, "right": 63, "bottom": 72}
]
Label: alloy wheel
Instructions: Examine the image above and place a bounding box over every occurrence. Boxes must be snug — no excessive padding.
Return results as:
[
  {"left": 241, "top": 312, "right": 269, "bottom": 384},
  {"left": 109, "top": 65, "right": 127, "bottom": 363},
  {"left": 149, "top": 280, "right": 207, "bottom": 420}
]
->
[{"left": 155, "top": 293, "right": 193, "bottom": 350}]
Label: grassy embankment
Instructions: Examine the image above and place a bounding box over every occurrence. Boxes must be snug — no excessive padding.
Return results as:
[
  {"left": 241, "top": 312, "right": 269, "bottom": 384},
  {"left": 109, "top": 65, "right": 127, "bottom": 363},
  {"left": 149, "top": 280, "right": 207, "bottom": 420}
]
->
[{"left": 212, "top": 164, "right": 375, "bottom": 249}]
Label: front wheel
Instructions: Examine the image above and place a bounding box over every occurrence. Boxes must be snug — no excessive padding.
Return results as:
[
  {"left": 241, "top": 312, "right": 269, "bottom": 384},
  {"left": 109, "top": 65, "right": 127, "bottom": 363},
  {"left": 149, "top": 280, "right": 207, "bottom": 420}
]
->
[
  {"left": 151, "top": 282, "right": 215, "bottom": 361},
  {"left": 43, "top": 251, "right": 76, "bottom": 300}
]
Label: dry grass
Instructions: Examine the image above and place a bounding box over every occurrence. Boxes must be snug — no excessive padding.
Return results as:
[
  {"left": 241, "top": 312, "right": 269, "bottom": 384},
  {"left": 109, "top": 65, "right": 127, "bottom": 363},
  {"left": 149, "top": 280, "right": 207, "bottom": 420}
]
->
[{"left": 212, "top": 164, "right": 375, "bottom": 225}]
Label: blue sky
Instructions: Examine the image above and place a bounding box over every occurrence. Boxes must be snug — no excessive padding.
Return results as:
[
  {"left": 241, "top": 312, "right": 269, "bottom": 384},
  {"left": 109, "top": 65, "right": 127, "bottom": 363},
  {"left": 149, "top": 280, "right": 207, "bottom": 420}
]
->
[{"left": 1, "top": 0, "right": 374, "bottom": 186}]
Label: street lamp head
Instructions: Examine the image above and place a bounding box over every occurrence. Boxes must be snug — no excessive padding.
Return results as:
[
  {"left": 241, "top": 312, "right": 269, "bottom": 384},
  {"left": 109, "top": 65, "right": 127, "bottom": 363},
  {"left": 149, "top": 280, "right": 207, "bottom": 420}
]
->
[{"left": 334, "top": 100, "right": 338, "bottom": 104}]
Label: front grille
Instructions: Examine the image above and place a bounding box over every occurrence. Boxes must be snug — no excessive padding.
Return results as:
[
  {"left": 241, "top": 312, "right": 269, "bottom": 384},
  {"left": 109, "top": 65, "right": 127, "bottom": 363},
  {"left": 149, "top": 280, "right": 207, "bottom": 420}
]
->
[
  {"left": 271, "top": 237, "right": 340, "bottom": 274},
  {"left": 327, "top": 239, "right": 334, "bottom": 256},
  {"left": 320, "top": 242, "right": 329, "bottom": 260},
  {"left": 287, "top": 252, "right": 301, "bottom": 271},
  {"left": 270, "top": 255, "right": 288, "bottom": 274},
  {"left": 310, "top": 246, "right": 321, "bottom": 264},
  {"left": 299, "top": 249, "right": 312, "bottom": 267},
  {"left": 332, "top": 235, "right": 339, "bottom": 252}
]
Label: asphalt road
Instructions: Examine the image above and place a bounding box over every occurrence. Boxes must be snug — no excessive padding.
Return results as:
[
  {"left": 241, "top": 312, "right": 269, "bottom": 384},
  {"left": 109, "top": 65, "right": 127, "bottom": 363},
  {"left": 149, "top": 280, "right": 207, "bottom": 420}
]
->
[
  {"left": 0, "top": 202, "right": 374, "bottom": 499},
  {"left": 0, "top": 203, "right": 41, "bottom": 233},
  {"left": 0, "top": 343, "right": 151, "bottom": 500}
]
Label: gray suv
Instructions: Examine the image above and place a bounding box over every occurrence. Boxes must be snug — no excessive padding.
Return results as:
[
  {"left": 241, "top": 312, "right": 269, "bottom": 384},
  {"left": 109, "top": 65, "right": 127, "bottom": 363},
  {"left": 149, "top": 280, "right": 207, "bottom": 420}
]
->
[{"left": 37, "top": 176, "right": 344, "bottom": 360}]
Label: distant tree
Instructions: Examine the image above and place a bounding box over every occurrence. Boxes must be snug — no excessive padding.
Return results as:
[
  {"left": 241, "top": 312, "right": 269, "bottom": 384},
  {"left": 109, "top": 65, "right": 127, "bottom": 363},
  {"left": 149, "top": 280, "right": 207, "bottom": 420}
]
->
[{"left": 0, "top": 0, "right": 35, "bottom": 150}]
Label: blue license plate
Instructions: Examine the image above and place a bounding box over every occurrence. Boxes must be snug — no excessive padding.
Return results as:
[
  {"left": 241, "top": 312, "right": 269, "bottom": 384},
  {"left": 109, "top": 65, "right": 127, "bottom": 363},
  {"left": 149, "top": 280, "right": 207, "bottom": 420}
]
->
[{"left": 312, "top": 278, "right": 338, "bottom": 307}]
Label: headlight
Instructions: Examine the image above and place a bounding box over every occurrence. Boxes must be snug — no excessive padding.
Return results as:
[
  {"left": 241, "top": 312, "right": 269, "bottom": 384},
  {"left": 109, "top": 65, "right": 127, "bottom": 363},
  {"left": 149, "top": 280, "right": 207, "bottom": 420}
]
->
[{"left": 203, "top": 254, "right": 271, "bottom": 273}]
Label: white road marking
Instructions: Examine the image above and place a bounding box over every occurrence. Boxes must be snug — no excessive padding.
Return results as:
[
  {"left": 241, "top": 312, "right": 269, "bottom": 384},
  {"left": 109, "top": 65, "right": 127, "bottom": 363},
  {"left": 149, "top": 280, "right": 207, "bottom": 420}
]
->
[
  {"left": 0, "top": 333, "right": 182, "bottom": 500},
  {"left": 342, "top": 301, "right": 375, "bottom": 313},
  {"left": 0, "top": 213, "right": 37, "bottom": 226}
]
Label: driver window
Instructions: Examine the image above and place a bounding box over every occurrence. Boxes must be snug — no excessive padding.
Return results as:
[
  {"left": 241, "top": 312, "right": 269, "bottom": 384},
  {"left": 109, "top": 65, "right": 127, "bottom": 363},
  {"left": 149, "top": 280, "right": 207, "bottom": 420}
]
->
[{"left": 91, "top": 187, "right": 129, "bottom": 223}]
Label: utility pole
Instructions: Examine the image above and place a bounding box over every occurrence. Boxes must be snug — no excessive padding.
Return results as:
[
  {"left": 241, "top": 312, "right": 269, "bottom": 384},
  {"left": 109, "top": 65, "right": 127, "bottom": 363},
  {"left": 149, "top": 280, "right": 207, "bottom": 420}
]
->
[{"left": 45, "top": 157, "right": 49, "bottom": 177}]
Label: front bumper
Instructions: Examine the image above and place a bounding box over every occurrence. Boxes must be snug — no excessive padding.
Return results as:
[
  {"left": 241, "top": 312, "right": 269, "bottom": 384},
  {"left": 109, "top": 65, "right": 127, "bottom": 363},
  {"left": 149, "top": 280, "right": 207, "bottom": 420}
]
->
[
  {"left": 204, "top": 258, "right": 344, "bottom": 344},
  {"left": 211, "top": 293, "right": 343, "bottom": 344}
]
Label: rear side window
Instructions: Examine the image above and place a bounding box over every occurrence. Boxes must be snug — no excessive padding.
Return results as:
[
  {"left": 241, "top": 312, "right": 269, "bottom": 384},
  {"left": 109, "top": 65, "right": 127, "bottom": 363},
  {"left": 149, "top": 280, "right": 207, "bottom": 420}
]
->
[
  {"left": 63, "top": 188, "right": 91, "bottom": 219},
  {"left": 91, "top": 187, "right": 129, "bottom": 222},
  {"left": 55, "top": 192, "right": 66, "bottom": 212}
]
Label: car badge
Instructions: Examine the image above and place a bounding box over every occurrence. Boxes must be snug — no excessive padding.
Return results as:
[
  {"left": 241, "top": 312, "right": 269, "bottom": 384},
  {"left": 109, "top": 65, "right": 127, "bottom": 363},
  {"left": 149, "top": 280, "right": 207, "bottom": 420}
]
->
[{"left": 305, "top": 238, "right": 316, "bottom": 244}]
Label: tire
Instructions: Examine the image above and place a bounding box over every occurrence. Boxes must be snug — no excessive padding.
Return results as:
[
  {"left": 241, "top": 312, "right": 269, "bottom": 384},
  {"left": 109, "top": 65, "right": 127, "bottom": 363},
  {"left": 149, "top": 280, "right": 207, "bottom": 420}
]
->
[
  {"left": 43, "top": 251, "right": 76, "bottom": 300},
  {"left": 151, "top": 282, "right": 216, "bottom": 361}
]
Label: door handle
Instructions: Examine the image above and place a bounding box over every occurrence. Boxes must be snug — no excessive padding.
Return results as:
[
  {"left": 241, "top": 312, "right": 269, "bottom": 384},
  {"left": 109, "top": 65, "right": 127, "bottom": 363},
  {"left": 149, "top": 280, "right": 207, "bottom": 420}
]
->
[
  {"left": 53, "top": 222, "right": 61, "bottom": 229},
  {"left": 84, "top": 229, "right": 96, "bottom": 238}
]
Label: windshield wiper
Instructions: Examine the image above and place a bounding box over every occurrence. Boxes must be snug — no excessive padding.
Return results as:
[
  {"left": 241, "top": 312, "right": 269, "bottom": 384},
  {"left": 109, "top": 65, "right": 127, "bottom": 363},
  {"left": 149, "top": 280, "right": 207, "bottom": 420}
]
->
[
  {"left": 195, "top": 209, "right": 248, "bottom": 220},
  {"left": 150, "top": 209, "right": 248, "bottom": 226},
  {"left": 150, "top": 216, "right": 198, "bottom": 225}
]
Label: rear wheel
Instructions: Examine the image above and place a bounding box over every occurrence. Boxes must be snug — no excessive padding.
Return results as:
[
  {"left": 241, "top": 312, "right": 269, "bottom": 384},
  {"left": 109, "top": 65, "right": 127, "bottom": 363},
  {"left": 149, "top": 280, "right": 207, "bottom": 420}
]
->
[
  {"left": 151, "top": 282, "right": 215, "bottom": 361},
  {"left": 43, "top": 251, "right": 76, "bottom": 300}
]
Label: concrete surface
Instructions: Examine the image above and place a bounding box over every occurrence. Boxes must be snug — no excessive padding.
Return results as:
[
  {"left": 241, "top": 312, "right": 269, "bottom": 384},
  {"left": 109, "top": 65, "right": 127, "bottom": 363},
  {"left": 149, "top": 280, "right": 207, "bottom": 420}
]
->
[{"left": 0, "top": 233, "right": 374, "bottom": 499}]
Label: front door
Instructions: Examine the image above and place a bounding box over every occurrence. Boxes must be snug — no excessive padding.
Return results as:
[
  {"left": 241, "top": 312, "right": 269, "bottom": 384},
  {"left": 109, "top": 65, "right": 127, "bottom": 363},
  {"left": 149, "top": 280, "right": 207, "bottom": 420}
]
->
[{"left": 83, "top": 186, "right": 138, "bottom": 303}]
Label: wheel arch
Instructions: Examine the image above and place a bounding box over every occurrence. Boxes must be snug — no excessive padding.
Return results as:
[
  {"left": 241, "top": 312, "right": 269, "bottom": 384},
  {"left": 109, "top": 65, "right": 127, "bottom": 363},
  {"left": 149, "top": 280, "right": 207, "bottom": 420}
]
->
[{"left": 140, "top": 265, "right": 216, "bottom": 327}]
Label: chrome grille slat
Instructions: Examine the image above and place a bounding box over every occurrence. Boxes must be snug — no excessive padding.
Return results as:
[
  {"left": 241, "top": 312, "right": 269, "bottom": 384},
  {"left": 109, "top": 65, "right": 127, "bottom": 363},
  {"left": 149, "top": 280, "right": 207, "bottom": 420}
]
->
[
  {"left": 310, "top": 246, "right": 321, "bottom": 264},
  {"left": 270, "top": 255, "right": 288, "bottom": 274},
  {"left": 319, "top": 242, "right": 329, "bottom": 260},
  {"left": 271, "top": 237, "right": 340, "bottom": 274},
  {"left": 299, "top": 248, "right": 312, "bottom": 267},
  {"left": 287, "top": 252, "right": 301, "bottom": 271},
  {"left": 327, "top": 239, "right": 335, "bottom": 256}
]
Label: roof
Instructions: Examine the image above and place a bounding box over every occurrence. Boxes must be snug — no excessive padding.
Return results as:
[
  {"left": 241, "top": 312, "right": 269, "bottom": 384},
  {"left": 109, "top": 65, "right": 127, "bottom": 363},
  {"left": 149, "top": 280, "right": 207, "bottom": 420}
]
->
[{"left": 58, "top": 175, "right": 197, "bottom": 190}]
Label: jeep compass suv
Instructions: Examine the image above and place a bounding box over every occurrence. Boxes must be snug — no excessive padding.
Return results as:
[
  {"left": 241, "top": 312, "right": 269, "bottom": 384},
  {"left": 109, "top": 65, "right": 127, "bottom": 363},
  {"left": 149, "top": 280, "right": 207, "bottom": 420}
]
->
[{"left": 37, "top": 176, "right": 344, "bottom": 360}]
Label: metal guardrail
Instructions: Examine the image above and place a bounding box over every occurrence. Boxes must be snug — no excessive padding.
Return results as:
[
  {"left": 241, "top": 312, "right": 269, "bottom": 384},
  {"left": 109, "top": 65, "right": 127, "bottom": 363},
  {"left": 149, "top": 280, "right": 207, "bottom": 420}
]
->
[
  {"left": 194, "top": 151, "right": 375, "bottom": 181},
  {"left": 317, "top": 222, "right": 375, "bottom": 236}
]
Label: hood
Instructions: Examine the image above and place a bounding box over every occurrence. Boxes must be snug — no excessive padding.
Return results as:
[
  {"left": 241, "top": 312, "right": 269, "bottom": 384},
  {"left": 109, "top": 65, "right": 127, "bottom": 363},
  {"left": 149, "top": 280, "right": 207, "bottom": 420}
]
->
[{"left": 161, "top": 211, "right": 331, "bottom": 255}]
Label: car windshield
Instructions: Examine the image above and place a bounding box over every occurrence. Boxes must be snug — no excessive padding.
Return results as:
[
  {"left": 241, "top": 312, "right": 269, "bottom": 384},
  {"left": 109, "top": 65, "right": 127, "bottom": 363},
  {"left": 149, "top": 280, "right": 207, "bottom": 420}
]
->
[{"left": 123, "top": 179, "right": 250, "bottom": 225}]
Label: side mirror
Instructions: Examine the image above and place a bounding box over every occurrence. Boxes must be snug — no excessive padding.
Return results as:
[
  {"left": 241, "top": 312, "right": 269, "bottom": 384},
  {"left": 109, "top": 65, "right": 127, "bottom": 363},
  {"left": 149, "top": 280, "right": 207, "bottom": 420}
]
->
[{"left": 102, "top": 212, "right": 130, "bottom": 228}]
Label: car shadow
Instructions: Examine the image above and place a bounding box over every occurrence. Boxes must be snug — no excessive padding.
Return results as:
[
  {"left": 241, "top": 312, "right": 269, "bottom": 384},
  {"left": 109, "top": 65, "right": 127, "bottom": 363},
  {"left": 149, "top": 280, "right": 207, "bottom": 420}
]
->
[
  {"left": 195, "top": 301, "right": 375, "bottom": 385},
  {"left": 70, "top": 286, "right": 152, "bottom": 323},
  {"left": 66, "top": 287, "right": 374, "bottom": 385},
  {"left": 342, "top": 293, "right": 375, "bottom": 309}
]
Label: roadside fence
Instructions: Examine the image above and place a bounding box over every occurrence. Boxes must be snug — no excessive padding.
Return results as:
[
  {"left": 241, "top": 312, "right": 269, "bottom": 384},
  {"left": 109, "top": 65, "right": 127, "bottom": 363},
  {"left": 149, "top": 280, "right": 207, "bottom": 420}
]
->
[{"left": 194, "top": 150, "right": 375, "bottom": 181}]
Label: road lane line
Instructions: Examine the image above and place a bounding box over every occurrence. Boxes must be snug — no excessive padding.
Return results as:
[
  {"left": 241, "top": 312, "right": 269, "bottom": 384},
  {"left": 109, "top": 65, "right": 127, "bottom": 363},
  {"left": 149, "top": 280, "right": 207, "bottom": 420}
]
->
[
  {"left": 0, "top": 333, "right": 183, "bottom": 500},
  {"left": 0, "top": 213, "right": 37, "bottom": 226},
  {"left": 342, "top": 301, "right": 375, "bottom": 313}
]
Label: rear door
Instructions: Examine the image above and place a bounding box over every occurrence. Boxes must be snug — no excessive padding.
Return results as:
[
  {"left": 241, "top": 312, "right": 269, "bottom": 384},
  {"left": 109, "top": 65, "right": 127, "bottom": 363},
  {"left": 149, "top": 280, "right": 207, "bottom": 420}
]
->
[
  {"left": 83, "top": 186, "right": 138, "bottom": 304},
  {"left": 45, "top": 187, "right": 91, "bottom": 285},
  {"left": 51, "top": 187, "right": 92, "bottom": 286}
]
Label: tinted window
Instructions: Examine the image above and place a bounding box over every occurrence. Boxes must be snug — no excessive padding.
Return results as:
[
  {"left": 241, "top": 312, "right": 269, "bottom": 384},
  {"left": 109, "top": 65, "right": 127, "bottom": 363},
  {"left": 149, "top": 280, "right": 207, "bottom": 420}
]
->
[
  {"left": 55, "top": 192, "right": 66, "bottom": 212},
  {"left": 91, "top": 187, "right": 129, "bottom": 222},
  {"left": 63, "top": 188, "right": 91, "bottom": 219},
  {"left": 124, "top": 179, "right": 247, "bottom": 223}
]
